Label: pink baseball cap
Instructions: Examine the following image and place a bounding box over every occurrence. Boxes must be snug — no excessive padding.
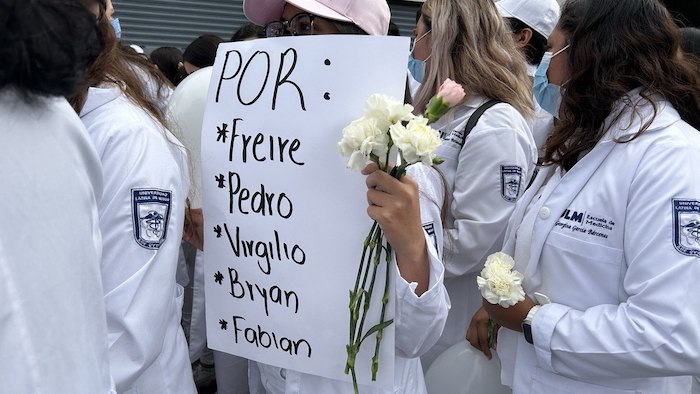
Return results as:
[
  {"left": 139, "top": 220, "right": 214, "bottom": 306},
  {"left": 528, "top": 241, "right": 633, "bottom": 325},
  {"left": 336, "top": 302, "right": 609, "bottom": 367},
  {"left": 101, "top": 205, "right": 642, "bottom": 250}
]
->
[{"left": 243, "top": 0, "right": 390, "bottom": 36}]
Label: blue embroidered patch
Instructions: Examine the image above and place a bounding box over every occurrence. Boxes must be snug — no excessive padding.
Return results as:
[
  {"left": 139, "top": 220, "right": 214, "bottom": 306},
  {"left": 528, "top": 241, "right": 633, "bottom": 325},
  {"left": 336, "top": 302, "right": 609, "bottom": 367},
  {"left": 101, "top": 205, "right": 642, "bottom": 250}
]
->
[
  {"left": 501, "top": 165, "right": 523, "bottom": 202},
  {"left": 422, "top": 222, "right": 437, "bottom": 252},
  {"left": 132, "top": 189, "right": 172, "bottom": 249},
  {"left": 673, "top": 199, "right": 700, "bottom": 257}
]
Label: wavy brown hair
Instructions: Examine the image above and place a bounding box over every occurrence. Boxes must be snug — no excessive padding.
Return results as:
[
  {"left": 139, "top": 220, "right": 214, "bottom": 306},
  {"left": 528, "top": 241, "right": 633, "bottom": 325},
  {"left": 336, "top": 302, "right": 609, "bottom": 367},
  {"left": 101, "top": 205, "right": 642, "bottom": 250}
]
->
[
  {"left": 413, "top": 0, "right": 533, "bottom": 117},
  {"left": 69, "top": 0, "right": 170, "bottom": 126},
  {"left": 543, "top": 0, "right": 700, "bottom": 170}
]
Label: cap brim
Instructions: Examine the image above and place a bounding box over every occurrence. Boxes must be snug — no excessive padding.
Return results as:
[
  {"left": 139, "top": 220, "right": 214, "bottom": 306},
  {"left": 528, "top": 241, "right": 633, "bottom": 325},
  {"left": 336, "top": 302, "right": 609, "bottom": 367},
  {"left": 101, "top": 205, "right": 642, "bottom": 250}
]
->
[
  {"left": 286, "top": 0, "right": 352, "bottom": 24},
  {"left": 243, "top": 0, "right": 287, "bottom": 26},
  {"left": 244, "top": 0, "right": 353, "bottom": 27}
]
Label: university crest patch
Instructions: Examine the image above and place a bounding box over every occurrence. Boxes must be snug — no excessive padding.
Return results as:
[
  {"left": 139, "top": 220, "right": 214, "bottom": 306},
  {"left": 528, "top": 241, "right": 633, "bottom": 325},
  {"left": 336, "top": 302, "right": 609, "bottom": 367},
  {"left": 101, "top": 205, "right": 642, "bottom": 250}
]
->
[
  {"left": 132, "top": 189, "right": 172, "bottom": 249},
  {"left": 422, "top": 222, "right": 437, "bottom": 252},
  {"left": 673, "top": 199, "right": 700, "bottom": 257},
  {"left": 500, "top": 165, "right": 523, "bottom": 202}
]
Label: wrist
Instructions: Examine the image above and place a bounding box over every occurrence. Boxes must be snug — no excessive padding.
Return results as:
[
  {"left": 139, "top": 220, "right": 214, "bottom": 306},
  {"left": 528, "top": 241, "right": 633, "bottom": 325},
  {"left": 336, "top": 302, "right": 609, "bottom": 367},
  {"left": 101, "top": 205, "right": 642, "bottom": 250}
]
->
[{"left": 521, "top": 305, "right": 541, "bottom": 344}]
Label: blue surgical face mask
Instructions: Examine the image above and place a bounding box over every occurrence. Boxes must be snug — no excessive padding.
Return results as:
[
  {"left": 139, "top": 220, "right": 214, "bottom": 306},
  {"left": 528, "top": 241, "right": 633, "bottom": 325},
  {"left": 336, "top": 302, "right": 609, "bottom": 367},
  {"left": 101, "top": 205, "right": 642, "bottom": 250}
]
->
[
  {"left": 533, "top": 44, "right": 570, "bottom": 118},
  {"left": 111, "top": 18, "right": 122, "bottom": 40},
  {"left": 408, "top": 30, "right": 431, "bottom": 83}
]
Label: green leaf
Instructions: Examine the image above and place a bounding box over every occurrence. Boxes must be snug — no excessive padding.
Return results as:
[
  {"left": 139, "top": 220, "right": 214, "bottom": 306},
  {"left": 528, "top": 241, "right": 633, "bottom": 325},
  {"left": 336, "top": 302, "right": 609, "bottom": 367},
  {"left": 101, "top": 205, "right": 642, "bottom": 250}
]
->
[{"left": 358, "top": 319, "right": 394, "bottom": 345}]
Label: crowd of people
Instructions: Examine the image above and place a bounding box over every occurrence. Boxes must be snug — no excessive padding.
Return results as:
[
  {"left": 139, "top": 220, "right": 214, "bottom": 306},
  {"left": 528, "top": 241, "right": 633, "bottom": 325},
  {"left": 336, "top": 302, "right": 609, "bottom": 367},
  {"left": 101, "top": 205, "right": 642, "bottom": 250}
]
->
[{"left": 2, "top": 0, "right": 700, "bottom": 393}]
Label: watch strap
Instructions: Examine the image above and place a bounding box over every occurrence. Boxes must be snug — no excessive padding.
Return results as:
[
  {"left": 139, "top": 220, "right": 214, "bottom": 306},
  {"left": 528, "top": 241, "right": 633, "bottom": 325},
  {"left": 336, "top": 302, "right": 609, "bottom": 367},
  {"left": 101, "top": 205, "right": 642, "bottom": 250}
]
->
[{"left": 522, "top": 305, "right": 541, "bottom": 344}]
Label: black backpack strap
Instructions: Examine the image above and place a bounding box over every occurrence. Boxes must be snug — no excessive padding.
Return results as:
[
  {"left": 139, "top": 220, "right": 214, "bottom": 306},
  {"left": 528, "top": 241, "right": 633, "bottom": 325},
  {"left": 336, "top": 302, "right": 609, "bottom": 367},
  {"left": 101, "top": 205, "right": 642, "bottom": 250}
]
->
[{"left": 459, "top": 99, "right": 503, "bottom": 148}]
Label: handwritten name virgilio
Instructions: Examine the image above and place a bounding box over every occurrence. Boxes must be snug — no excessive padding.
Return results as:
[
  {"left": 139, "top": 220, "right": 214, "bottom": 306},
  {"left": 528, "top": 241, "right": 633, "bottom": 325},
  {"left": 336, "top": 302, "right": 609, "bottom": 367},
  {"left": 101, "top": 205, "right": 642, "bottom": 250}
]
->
[{"left": 223, "top": 223, "right": 306, "bottom": 275}]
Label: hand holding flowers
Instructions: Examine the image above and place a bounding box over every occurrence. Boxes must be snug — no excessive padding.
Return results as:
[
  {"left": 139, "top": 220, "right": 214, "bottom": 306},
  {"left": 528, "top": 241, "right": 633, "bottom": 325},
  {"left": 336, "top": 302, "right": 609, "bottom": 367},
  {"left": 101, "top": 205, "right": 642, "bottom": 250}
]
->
[
  {"left": 338, "top": 79, "right": 464, "bottom": 392},
  {"left": 477, "top": 252, "right": 535, "bottom": 343}
]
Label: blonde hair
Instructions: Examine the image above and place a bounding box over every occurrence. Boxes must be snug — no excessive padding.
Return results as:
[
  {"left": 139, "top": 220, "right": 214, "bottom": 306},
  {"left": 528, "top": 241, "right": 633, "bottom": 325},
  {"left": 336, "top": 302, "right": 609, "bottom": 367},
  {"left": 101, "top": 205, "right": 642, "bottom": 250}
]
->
[{"left": 413, "top": 0, "right": 534, "bottom": 118}]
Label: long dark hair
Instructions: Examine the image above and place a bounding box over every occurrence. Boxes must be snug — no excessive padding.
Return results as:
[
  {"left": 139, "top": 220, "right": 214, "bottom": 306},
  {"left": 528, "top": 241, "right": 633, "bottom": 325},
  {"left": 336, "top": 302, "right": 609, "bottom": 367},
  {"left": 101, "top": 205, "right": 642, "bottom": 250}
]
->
[
  {"left": 543, "top": 0, "right": 700, "bottom": 170},
  {"left": 150, "top": 46, "right": 187, "bottom": 86},
  {"left": 69, "top": 0, "right": 170, "bottom": 126},
  {"left": 1, "top": 0, "right": 101, "bottom": 101},
  {"left": 183, "top": 34, "right": 225, "bottom": 69}
]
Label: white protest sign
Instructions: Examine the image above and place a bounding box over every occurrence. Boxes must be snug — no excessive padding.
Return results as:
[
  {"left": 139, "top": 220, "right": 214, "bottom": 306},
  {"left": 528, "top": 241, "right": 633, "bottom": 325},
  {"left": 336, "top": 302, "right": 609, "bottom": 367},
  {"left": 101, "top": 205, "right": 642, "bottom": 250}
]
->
[{"left": 201, "top": 36, "right": 410, "bottom": 388}]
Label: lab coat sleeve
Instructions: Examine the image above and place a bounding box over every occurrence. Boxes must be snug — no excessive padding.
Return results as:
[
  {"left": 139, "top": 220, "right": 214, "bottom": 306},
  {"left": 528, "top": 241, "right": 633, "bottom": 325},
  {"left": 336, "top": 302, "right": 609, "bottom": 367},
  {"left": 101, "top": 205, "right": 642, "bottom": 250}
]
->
[
  {"left": 533, "top": 134, "right": 700, "bottom": 380},
  {"left": 395, "top": 165, "right": 450, "bottom": 358},
  {"left": 444, "top": 106, "right": 535, "bottom": 278},
  {"left": 394, "top": 233, "right": 450, "bottom": 359},
  {"left": 98, "top": 121, "right": 186, "bottom": 391}
]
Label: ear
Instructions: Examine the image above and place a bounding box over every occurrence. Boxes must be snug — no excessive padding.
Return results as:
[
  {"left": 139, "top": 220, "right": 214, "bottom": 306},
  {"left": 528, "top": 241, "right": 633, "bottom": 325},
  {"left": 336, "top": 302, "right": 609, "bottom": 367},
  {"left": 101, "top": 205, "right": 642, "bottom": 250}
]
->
[{"left": 514, "top": 28, "right": 534, "bottom": 49}]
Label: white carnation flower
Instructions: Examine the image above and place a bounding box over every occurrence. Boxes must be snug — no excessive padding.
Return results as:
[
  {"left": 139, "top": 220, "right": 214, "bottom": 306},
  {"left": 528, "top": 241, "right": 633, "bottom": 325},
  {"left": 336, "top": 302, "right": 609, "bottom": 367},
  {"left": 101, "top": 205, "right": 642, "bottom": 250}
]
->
[
  {"left": 477, "top": 252, "right": 525, "bottom": 307},
  {"left": 389, "top": 116, "right": 442, "bottom": 166},
  {"left": 363, "top": 94, "right": 414, "bottom": 131},
  {"left": 481, "top": 252, "right": 515, "bottom": 277},
  {"left": 337, "top": 117, "right": 389, "bottom": 172}
]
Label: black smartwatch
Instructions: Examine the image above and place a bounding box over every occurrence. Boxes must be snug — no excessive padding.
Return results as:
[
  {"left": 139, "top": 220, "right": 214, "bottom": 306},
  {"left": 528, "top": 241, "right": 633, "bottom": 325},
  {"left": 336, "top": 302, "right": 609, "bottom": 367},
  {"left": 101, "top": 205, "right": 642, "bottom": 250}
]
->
[{"left": 521, "top": 305, "right": 540, "bottom": 344}]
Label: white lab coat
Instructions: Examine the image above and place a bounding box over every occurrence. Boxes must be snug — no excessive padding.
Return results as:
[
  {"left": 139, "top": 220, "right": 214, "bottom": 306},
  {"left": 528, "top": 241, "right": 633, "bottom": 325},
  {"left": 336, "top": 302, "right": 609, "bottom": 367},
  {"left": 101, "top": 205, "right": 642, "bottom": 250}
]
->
[
  {"left": 497, "top": 91, "right": 700, "bottom": 393},
  {"left": 421, "top": 95, "right": 537, "bottom": 369},
  {"left": 80, "top": 85, "right": 196, "bottom": 394},
  {"left": 0, "top": 91, "right": 114, "bottom": 393},
  {"left": 257, "top": 164, "right": 451, "bottom": 394}
]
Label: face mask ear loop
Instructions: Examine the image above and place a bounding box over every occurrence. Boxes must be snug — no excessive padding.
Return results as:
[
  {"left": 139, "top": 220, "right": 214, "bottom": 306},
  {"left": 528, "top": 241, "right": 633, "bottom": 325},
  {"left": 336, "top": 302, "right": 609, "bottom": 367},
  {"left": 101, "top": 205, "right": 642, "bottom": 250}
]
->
[
  {"left": 552, "top": 44, "right": 570, "bottom": 58},
  {"left": 552, "top": 44, "right": 571, "bottom": 86},
  {"left": 411, "top": 30, "right": 431, "bottom": 54}
]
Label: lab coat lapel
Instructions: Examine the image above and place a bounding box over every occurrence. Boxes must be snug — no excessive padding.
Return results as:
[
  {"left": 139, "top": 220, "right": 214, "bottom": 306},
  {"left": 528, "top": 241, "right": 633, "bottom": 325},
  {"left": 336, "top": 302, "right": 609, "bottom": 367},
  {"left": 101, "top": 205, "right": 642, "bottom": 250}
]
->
[
  {"left": 501, "top": 165, "right": 554, "bottom": 256},
  {"left": 522, "top": 140, "right": 617, "bottom": 290}
]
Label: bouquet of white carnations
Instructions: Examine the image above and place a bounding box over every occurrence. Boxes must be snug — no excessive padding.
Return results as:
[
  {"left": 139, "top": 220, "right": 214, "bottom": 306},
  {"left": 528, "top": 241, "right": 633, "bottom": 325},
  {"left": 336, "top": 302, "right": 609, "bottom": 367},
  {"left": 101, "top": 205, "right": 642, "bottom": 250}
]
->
[{"left": 338, "top": 79, "right": 465, "bottom": 392}]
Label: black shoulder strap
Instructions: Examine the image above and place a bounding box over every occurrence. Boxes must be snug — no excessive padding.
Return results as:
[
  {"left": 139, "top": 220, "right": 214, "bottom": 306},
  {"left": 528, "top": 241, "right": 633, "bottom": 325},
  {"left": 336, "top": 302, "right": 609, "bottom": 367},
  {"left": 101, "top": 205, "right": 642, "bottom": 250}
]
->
[{"left": 459, "top": 99, "right": 503, "bottom": 148}]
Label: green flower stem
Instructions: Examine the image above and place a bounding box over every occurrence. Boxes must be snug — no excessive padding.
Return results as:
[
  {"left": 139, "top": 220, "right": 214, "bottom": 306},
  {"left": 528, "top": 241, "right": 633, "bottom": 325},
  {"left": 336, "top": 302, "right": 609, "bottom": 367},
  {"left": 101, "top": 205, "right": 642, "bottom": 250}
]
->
[
  {"left": 346, "top": 223, "right": 379, "bottom": 374},
  {"left": 345, "top": 344, "right": 355, "bottom": 375},
  {"left": 391, "top": 152, "right": 407, "bottom": 179},
  {"left": 353, "top": 221, "right": 378, "bottom": 293},
  {"left": 353, "top": 228, "right": 384, "bottom": 348},
  {"left": 351, "top": 364, "right": 359, "bottom": 394},
  {"left": 371, "top": 242, "right": 393, "bottom": 380},
  {"left": 346, "top": 136, "right": 401, "bottom": 389},
  {"left": 487, "top": 318, "right": 496, "bottom": 349}
]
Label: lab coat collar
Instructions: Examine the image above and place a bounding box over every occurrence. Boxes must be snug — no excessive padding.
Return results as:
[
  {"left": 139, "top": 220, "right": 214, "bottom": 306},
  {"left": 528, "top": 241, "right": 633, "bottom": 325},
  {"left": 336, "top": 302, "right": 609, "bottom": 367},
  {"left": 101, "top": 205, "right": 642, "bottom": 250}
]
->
[
  {"left": 462, "top": 94, "right": 489, "bottom": 109},
  {"left": 79, "top": 84, "right": 122, "bottom": 118},
  {"left": 600, "top": 88, "right": 681, "bottom": 142},
  {"left": 526, "top": 63, "right": 537, "bottom": 78}
]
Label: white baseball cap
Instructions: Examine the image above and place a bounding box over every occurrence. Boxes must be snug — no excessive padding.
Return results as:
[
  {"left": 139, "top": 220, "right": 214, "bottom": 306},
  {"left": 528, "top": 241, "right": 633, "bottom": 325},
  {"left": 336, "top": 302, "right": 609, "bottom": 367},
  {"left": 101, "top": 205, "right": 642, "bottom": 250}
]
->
[
  {"left": 496, "top": 0, "right": 561, "bottom": 38},
  {"left": 243, "top": 0, "right": 390, "bottom": 36}
]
